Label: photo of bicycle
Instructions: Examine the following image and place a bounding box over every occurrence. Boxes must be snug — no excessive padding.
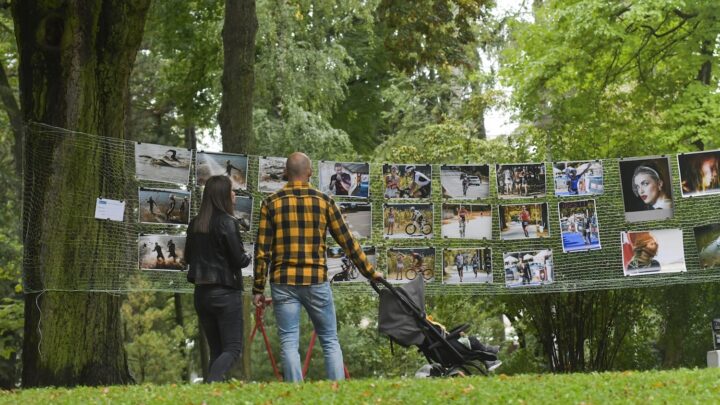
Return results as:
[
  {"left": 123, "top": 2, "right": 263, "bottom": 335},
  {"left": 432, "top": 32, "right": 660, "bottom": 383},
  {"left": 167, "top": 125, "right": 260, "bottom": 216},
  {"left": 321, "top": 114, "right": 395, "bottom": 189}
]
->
[
  {"left": 384, "top": 203, "right": 433, "bottom": 239},
  {"left": 440, "top": 165, "right": 490, "bottom": 199},
  {"left": 386, "top": 247, "right": 435, "bottom": 284},
  {"left": 383, "top": 164, "right": 432, "bottom": 199},
  {"left": 441, "top": 204, "right": 492, "bottom": 239},
  {"left": 327, "top": 246, "right": 376, "bottom": 283}
]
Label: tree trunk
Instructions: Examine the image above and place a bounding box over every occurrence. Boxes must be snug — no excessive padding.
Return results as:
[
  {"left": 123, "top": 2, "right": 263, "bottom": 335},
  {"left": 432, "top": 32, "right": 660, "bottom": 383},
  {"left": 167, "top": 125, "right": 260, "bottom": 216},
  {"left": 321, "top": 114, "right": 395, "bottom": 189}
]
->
[
  {"left": 0, "top": 58, "right": 24, "bottom": 176},
  {"left": 218, "top": 0, "right": 257, "bottom": 380},
  {"left": 13, "top": 0, "right": 151, "bottom": 387},
  {"left": 218, "top": 0, "right": 257, "bottom": 154}
]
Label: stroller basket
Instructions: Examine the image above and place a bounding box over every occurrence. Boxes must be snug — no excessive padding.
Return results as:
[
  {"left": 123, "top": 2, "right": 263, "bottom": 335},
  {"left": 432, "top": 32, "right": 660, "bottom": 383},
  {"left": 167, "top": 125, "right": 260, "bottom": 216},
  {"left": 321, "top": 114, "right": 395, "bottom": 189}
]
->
[{"left": 371, "top": 277, "right": 497, "bottom": 375}]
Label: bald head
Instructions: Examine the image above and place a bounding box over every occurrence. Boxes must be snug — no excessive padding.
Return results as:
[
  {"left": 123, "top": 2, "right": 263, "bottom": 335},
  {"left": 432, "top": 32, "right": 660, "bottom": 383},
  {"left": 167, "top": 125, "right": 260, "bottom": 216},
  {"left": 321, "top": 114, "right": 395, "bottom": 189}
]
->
[{"left": 286, "top": 152, "right": 312, "bottom": 181}]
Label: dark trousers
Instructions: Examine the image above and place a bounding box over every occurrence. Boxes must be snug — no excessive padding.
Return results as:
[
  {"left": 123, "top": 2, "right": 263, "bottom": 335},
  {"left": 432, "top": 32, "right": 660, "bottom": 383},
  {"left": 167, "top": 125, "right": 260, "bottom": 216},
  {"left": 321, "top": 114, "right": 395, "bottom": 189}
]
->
[{"left": 194, "top": 285, "right": 244, "bottom": 382}]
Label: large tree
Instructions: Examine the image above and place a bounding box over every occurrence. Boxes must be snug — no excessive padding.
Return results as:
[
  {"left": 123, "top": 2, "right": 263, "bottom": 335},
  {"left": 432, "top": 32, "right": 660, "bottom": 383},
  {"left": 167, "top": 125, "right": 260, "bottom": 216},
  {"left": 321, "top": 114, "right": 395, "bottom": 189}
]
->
[
  {"left": 218, "top": 0, "right": 257, "bottom": 154},
  {"left": 13, "top": 0, "right": 151, "bottom": 386}
]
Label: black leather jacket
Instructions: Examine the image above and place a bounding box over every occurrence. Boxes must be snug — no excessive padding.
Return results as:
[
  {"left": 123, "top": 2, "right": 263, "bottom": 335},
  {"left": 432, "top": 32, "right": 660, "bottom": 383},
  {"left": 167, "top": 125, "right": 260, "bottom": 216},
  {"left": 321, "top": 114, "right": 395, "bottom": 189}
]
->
[{"left": 186, "top": 213, "right": 252, "bottom": 289}]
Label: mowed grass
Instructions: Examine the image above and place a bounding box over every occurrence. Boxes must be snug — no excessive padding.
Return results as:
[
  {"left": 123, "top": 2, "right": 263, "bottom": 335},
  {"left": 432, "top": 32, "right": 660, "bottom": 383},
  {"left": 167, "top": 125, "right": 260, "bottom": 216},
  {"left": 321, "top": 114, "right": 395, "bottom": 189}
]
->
[{"left": 2, "top": 368, "right": 720, "bottom": 404}]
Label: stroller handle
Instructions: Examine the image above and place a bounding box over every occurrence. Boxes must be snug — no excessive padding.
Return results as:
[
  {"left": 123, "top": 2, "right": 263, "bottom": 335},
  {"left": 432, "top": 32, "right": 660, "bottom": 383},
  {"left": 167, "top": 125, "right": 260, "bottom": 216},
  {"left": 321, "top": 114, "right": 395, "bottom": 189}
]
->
[{"left": 369, "top": 277, "right": 395, "bottom": 294}]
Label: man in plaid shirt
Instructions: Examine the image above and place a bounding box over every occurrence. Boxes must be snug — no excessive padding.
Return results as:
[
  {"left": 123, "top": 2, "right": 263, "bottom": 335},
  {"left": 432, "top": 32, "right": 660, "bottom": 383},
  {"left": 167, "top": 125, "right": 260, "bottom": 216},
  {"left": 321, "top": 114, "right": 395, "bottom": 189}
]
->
[{"left": 253, "top": 152, "right": 383, "bottom": 382}]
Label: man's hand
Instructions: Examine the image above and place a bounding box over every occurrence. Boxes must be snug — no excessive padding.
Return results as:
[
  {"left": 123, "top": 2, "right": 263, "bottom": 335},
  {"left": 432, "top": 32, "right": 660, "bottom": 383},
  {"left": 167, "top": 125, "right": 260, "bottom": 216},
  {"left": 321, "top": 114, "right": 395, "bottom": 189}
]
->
[
  {"left": 371, "top": 271, "right": 384, "bottom": 281},
  {"left": 253, "top": 294, "right": 267, "bottom": 308}
]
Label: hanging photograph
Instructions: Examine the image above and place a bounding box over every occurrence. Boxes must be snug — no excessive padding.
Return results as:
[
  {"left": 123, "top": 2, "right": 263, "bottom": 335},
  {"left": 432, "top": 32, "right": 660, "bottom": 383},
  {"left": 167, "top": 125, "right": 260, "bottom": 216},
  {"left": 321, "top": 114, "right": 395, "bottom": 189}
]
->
[
  {"left": 495, "top": 163, "right": 546, "bottom": 199},
  {"left": 503, "top": 249, "right": 553, "bottom": 288},
  {"left": 327, "top": 246, "right": 376, "bottom": 282},
  {"left": 440, "top": 165, "right": 490, "bottom": 199},
  {"left": 442, "top": 248, "right": 492, "bottom": 284},
  {"left": 233, "top": 195, "right": 253, "bottom": 232},
  {"left": 619, "top": 157, "right": 674, "bottom": 222},
  {"left": 558, "top": 200, "right": 601, "bottom": 252},
  {"left": 135, "top": 142, "right": 191, "bottom": 185},
  {"left": 382, "top": 164, "right": 432, "bottom": 199},
  {"left": 678, "top": 150, "right": 720, "bottom": 197},
  {"left": 386, "top": 247, "right": 435, "bottom": 284},
  {"left": 196, "top": 151, "right": 248, "bottom": 191},
  {"left": 337, "top": 202, "right": 372, "bottom": 240},
  {"left": 383, "top": 203, "right": 433, "bottom": 239},
  {"left": 498, "top": 203, "right": 549, "bottom": 240},
  {"left": 241, "top": 243, "right": 255, "bottom": 277},
  {"left": 693, "top": 224, "right": 720, "bottom": 269},
  {"left": 441, "top": 204, "right": 492, "bottom": 239},
  {"left": 258, "top": 156, "right": 287, "bottom": 193},
  {"left": 138, "top": 234, "right": 187, "bottom": 271},
  {"left": 552, "top": 160, "right": 604, "bottom": 196},
  {"left": 621, "top": 229, "right": 686, "bottom": 276},
  {"left": 318, "top": 161, "right": 370, "bottom": 198},
  {"left": 138, "top": 188, "right": 191, "bottom": 225}
]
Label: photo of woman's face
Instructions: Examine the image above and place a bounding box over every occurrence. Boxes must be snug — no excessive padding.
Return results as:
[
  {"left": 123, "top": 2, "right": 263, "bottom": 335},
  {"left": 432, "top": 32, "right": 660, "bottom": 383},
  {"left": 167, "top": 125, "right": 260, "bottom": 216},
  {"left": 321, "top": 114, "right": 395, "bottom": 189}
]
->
[{"left": 634, "top": 173, "right": 661, "bottom": 206}]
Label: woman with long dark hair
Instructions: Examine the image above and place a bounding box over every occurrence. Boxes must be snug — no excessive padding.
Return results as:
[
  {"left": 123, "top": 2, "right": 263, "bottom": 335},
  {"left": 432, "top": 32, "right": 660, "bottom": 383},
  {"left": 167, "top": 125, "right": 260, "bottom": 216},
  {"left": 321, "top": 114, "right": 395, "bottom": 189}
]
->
[{"left": 185, "top": 175, "right": 251, "bottom": 382}]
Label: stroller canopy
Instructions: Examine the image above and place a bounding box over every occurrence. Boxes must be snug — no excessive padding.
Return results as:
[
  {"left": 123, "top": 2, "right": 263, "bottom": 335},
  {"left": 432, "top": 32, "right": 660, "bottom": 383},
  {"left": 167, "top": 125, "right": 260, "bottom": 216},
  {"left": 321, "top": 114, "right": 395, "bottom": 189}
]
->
[{"left": 378, "top": 277, "right": 426, "bottom": 347}]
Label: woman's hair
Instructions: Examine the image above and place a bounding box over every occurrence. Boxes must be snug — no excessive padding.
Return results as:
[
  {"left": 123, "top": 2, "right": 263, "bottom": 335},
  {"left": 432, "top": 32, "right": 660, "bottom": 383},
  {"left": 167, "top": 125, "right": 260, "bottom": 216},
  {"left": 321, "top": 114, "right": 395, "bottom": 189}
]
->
[
  {"left": 193, "top": 175, "right": 234, "bottom": 233},
  {"left": 631, "top": 164, "right": 667, "bottom": 197}
]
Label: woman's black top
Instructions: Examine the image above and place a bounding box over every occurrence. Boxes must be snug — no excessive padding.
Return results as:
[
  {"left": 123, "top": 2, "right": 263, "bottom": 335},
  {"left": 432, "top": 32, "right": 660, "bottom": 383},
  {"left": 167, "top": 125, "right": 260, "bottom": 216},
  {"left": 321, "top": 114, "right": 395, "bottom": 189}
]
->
[{"left": 186, "top": 212, "right": 251, "bottom": 289}]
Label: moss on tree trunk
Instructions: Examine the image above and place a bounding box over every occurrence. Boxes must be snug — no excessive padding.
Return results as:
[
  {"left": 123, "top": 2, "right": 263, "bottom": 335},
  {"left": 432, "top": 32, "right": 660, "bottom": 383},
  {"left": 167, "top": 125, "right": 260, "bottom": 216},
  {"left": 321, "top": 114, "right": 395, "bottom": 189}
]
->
[{"left": 13, "top": 0, "right": 151, "bottom": 387}]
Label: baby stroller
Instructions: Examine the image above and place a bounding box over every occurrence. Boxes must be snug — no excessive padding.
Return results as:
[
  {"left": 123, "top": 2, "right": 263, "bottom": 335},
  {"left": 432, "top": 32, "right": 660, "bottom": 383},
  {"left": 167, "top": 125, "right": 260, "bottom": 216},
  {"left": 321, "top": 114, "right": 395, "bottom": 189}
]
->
[{"left": 371, "top": 276, "right": 501, "bottom": 377}]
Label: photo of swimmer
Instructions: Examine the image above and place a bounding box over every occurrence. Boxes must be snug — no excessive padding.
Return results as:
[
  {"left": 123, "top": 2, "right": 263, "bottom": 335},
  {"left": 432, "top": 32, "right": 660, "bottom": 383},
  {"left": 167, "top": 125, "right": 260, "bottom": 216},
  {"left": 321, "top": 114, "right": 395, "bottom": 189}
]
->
[
  {"left": 138, "top": 188, "right": 191, "bottom": 225},
  {"left": 135, "top": 142, "right": 191, "bottom": 185},
  {"left": 196, "top": 151, "right": 248, "bottom": 191}
]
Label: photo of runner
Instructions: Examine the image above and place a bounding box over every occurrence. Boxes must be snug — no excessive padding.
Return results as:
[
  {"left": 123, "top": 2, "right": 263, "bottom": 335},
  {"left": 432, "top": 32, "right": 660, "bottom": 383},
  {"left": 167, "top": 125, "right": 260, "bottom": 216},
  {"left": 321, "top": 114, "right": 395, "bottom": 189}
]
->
[
  {"left": 442, "top": 248, "right": 492, "bottom": 284},
  {"left": 440, "top": 165, "right": 490, "bottom": 199},
  {"left": 318, "top": 161, "right": 370, "bottom": 198},
  {"left": 196, "top": 151, "right": 248, "bottom": 191},
  {"left": 503, "top": 250, "right": 553, "bottom": 288},
  {"left": 552, "top": 160, "right": 604, "bottom": 196},
  {"left": 498, "top": 203, "right": 549, "bottom": 240},
  {"left": 138, "top": 188, "right": 191, "bottom": 225},
  {"left": 559, "top": 200, "right": 601, "bottom": 252},
  {"left": 441, "top": 204, "right": 492, "bottom": 239},
  {"left": 496, "top": 163, "right": 546, "bottom": 199},
  {"left": 138, "top": 234, "right": 187, "bottom": 271}
]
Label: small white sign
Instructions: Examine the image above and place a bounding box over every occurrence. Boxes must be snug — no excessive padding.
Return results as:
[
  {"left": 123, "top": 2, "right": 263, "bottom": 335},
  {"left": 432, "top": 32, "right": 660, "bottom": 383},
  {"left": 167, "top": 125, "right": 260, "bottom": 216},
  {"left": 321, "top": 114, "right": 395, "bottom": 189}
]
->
[{"left": 95, "top": 198, "right": 125, "bottom": 222}]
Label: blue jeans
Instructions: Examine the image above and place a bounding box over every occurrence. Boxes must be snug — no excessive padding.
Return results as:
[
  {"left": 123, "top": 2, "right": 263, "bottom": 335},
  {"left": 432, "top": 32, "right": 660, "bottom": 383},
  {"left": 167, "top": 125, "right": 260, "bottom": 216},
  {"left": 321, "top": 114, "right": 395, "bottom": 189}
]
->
[{"left": 270, "top": 282, "right": 344, "bottom": 382}]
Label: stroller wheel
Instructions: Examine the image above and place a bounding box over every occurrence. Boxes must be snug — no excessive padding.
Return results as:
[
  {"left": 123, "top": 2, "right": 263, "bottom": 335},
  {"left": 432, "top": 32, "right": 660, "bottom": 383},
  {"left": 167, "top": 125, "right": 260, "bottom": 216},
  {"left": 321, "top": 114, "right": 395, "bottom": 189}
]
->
[{"left": 415, "top": 363, "right": 444, "bottom": 378}]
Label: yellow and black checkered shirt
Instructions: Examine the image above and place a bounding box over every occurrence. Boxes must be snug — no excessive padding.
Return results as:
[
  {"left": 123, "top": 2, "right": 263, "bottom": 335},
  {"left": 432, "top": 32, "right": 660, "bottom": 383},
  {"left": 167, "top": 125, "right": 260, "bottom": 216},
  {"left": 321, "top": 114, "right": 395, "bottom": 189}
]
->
[{"left": 253, "top": 181, "right": 376, "bottom": 294}]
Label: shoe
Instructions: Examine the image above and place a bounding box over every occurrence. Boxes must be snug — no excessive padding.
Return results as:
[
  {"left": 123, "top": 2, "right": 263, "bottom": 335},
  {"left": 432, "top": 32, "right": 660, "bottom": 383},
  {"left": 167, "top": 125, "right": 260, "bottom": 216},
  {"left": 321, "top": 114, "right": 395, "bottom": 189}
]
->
[{"left": 484, "top": 360, "right": 502, "bottom": 373}]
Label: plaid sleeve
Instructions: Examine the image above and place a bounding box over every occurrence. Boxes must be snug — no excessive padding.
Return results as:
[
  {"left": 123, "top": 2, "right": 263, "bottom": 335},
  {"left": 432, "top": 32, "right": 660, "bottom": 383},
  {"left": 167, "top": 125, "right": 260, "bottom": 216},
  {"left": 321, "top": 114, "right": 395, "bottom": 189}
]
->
[
  {"left": 327, "top": 199, "right": 376, "bottom": 279},
  {"left": 253, "top": 200, "right": 274, "bottom": 294}
]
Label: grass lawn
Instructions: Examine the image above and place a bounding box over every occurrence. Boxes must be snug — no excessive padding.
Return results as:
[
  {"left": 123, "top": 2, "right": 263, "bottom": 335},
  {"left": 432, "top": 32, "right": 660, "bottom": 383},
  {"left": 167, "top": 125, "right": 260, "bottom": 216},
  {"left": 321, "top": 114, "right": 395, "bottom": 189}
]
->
[{"left": 2, "top": 368, "right": 719, "bottom": 404}]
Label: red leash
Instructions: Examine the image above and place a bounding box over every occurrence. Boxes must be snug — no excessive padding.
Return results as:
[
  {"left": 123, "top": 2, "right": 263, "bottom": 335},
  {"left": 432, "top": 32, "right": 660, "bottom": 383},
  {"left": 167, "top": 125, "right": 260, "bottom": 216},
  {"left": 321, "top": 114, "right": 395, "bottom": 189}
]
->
[
  {"left": 302, "top": 331, "right": 351, "bottom": 379},
  {"left": 250, "top": 297, "right": 351, "bottom": 381},
  {"left": 248, "top": 298, "right": 283, "bottom": 381}
]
